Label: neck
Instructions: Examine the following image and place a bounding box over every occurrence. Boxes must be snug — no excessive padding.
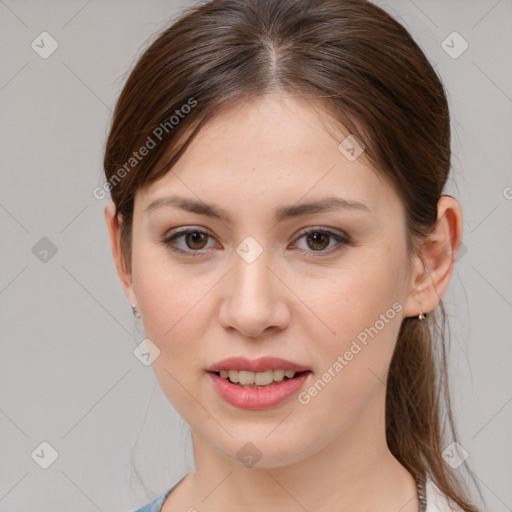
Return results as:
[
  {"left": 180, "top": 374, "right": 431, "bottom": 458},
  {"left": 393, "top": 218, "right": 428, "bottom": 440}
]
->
[{"left": 172, "top": 391, "right": 420, "bottom": 512}]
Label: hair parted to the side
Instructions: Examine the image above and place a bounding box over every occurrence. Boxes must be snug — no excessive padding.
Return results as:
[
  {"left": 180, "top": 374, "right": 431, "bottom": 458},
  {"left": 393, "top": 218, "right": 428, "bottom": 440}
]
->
[{"left": 104, "top": 0, "right": 481, "bottom": 509}]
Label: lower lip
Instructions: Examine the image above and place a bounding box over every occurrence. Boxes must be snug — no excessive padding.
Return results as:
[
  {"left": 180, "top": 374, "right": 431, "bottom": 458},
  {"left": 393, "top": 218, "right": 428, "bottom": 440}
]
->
[{"left": 207, "top": 371, "right": 311, "bottom": 410}]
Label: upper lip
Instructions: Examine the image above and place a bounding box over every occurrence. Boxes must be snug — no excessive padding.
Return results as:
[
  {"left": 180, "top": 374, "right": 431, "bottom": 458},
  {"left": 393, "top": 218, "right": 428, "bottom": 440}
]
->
[{"left": 206, "top": 356, "right": 311, "bottom": 373}]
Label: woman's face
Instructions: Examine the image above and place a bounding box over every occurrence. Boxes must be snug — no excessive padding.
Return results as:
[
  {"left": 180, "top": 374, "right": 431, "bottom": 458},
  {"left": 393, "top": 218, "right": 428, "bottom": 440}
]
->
[{"left": 124, "top": 94, "right": 419, "bottom": 467}]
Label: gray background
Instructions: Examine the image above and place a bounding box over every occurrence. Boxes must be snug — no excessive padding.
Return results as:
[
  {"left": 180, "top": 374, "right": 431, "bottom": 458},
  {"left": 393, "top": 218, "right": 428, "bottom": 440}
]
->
[{"left": 0, "top": 0, "right": 511, "bottom": 511}]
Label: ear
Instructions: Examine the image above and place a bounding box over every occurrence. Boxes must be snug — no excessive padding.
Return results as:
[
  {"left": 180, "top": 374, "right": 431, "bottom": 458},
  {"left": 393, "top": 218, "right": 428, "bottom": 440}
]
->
[
  {"left": 402, "top": 195, "right": 464, "bottom": 318},
  {"left": 104, "top": 201, "right": 137, "bottom": 306}
]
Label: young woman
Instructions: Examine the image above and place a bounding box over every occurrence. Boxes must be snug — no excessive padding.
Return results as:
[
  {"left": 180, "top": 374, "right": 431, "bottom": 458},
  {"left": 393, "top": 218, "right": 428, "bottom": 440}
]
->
[{"left": 103, "top": 0, "right": 482, "bottom": 510}]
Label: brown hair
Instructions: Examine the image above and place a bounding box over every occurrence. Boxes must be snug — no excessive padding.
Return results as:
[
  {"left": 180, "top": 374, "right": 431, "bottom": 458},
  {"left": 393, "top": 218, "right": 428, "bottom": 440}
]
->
[{"left": 104, "top": 0, "right": 481, "bottom": 509}]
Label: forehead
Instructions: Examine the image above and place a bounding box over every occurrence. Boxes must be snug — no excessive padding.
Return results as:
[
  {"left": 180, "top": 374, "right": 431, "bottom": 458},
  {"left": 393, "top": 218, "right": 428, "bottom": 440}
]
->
[{"left": 136, "top": 94, "right": 402, "bottom": 222}]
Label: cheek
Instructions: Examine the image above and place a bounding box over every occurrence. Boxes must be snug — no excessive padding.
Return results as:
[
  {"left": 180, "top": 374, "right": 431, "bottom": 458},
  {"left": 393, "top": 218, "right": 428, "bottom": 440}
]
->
[
  {"left": 307, "top": 251, "right": 404, "bottom": 341},
  {"left": 295, "top": 296, "right": 401, "bottom": 435},
  {"left": 131, "top": 241, "right": 203, "bottom": 346},
  {"left": 132, "top": 254, "right": 215, "bottom": 414},
  {"left": 301, "top": 252, "right": 405, "bottom": 401}
]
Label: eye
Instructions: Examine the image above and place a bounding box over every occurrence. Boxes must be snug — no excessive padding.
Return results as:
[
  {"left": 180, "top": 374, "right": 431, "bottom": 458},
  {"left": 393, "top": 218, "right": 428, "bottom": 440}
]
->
[
  {"left": 161, "top": 227, "right": 351, "bottom": 258},
  {"left": 292, "top": 228, "right": 350, "bottom": 256},
  {"left": 162, "top": 228, "right": 217, "bottom": 257}
]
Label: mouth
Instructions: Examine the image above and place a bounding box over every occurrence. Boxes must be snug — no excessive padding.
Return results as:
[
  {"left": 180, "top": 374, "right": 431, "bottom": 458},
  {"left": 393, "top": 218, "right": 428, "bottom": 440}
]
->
[
  {"left": 209, "top": 369, "right": 312, "bottom": 389},
  {"left": 205, "top": 356, "right": 312, "bottom": 409},
  {"left": 207, "top": 369, "right": 312, "bottom": 410}
]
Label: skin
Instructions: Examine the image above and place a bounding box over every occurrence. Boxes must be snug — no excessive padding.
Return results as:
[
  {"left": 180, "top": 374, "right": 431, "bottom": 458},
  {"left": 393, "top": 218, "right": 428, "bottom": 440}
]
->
[{"left": 105, "top": 92, "right": 463, "bottom": 512}]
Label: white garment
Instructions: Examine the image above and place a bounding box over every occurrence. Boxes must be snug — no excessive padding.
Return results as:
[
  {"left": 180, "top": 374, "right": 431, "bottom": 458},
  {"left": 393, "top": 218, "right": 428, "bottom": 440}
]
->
[{"left": 426, "top": 478, "right": 464, "bottom": 512}]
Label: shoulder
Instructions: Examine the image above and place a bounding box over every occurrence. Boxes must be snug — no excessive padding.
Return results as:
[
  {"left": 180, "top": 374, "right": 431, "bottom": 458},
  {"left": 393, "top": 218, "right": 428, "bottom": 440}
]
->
[
  {"left": 426, "top": 478, "right": 465, "bottom": 512},
  {"left": 129, "top": 487, "right": 173, "bottom": 512}
]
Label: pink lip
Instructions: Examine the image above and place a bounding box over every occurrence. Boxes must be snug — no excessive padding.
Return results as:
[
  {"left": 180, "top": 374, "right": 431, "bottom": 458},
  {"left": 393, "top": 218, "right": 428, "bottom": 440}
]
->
[
  {"left": 206, "top": 356, "right": 311, "bottom": 373},
  {"left": 208, "top": 371, "right": 311, "bottom": 410}
]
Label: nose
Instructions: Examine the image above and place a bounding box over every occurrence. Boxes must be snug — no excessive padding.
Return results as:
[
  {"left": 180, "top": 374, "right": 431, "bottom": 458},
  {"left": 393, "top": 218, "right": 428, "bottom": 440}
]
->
[{"left": 218, "top": 249, "right": 291, "bottom": 338}]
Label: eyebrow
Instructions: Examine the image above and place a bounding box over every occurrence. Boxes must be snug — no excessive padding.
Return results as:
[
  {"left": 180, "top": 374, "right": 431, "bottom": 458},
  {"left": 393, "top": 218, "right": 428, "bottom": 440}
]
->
[{"left": 144, "top": 194, "right": 371, "bottom": 222}]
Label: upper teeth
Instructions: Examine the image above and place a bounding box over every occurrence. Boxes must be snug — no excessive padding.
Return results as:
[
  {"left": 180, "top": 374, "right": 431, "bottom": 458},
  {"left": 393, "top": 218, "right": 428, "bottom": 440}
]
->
[{"left": 219, "top": 369, "right": 297, "bottom": 385}]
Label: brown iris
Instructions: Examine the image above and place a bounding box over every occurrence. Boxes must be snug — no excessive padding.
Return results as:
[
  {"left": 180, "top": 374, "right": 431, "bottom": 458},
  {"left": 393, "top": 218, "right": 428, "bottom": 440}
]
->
[{"left": 305, "top": 231, "right": 330, "bottom": 251}]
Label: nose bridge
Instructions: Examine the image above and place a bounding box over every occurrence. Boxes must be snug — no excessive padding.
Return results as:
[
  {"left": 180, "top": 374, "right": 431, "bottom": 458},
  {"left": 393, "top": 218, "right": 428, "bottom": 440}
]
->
[
  {"left": 232, "top": 240, "right": 275, "bottom": 306},
  {"left": 219, "top": 237, "right": 289, "bottom": 336}
]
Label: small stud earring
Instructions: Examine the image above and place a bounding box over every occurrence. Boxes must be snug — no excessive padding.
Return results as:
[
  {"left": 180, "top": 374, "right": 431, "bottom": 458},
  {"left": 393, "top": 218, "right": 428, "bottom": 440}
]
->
[
  {"left": 418, "top": 300, "right": 426, "bottom": 320},
  {"left": 416, "top": 268, "right": 429, "bottom": 320},
  {"left": 131, "top": 304, "right": 141, "bottom": 318}
]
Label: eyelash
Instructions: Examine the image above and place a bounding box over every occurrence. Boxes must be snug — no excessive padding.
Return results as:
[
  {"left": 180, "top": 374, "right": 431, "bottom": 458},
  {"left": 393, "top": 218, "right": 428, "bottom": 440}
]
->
[{"left": 161, "top": 227, "right": 351, "bottom": 258}]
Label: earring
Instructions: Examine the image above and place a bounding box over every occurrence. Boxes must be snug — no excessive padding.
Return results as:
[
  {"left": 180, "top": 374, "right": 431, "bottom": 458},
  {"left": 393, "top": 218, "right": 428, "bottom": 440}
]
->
[
  {"left": 131, "top": 304, "right": 141, "bottom": 318},
  {"left": 417, "top": 267, "right": 429, "bottom": 320},
  {"left": 418, "top": 300, "right": 426, "bottom": 320}
]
